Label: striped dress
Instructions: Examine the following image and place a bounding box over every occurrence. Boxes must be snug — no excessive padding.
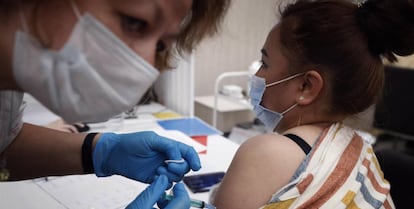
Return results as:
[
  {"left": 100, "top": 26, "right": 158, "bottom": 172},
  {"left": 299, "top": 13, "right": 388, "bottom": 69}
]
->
[
  {"left": 0, "top": 91, "right": 24, "bottom": 153},
  {"left": 261, "top": 123, "right": 395, "bottom": 209}
]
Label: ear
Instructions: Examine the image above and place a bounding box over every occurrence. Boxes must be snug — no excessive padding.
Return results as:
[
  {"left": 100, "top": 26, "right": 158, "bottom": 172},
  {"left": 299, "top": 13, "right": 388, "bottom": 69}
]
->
[{"left": 296, "top": 70, "right": 323, "bottom": 105}]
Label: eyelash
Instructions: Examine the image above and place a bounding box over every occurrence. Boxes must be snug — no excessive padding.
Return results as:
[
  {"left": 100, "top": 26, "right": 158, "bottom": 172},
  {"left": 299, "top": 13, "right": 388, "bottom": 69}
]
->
[
  {"left": 156, "top": 41, "right": 166, "bottom": 52},
  {"left": 121, "top": 15, "right": 148, "bottom": 35},
  {"left": 260, "top": 60, "right": 268, "bottom": 68},
  {"left": 121, "top": 15, "right": 167, "bottom": 52}
]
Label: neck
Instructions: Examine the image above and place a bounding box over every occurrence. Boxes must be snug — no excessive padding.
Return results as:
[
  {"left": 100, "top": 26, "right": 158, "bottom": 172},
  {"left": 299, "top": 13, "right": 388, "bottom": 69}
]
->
[{"left": 276, "top": 108, "right": 347, "bottom": 134}]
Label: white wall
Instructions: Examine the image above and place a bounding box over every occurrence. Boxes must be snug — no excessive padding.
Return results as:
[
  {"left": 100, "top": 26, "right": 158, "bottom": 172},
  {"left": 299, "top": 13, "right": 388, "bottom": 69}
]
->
[
  {"left": 155, "top": 54, "right": 195, "bottom": 116},
  {"left": 157, "top": 0, "right": 278, "bottom": 116},
  {"left": 194, "top": 0, "right": 279, "bottom": 97}
]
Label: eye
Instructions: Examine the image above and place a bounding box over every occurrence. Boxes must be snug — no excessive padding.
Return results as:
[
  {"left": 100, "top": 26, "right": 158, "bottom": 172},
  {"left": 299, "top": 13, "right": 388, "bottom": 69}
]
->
[
  {"left": 260, "top": 60, "right": 269, "bottom": 69},
  {"left": 156, "top": 41, "right": 166, "bottom": 52},
  {"left": 121, "top": 15, "right": 148, "bottom": 34}
]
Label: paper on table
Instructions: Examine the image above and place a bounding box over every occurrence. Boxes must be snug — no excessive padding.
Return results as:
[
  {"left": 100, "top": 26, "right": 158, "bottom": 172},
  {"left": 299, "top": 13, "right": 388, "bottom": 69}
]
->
[
  {"left": 157, "top": 117, "right": 222, "bottom": 136},
  {"left": 154, "top": 129, "right": 207, "bottom": 153},
  {"left": 32, "top": 131, "right": 207, "bottom": 209},
  {"left": 29, "top": 134, "right": 238, "bottom": 209},
  {"left": 152, "top": 111, "right": 182, "bottom": 119},
  {"left": 33, "top": 175, "right": 146, "bottom": 209}
]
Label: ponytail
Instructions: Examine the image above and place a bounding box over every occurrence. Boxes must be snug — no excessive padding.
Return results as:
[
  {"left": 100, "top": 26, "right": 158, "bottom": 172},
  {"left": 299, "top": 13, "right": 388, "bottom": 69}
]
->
[{"left": 356, "top": 0, "right": 414, "bottom": 62}]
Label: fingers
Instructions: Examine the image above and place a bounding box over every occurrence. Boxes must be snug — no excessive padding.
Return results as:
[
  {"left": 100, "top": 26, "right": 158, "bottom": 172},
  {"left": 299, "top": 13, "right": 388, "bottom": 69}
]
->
[
  {"left": 146, "top": 132, "right": 183, "bottom": 160},
  {"left": 157, "top": 166, "right": 184, "bottom": 184},
  {"left": 52, "top": 124, "right": 79, "bottom": 133},
  {"left": 146, "top": 131, "right": 201, "bottom": 172},
  {"left": 119, "top": 131, "right": 201, "bottom": 183},
  {"left": 66, "top": 125, "right": 79, "bottom": 133},
  {"left": 73, "top": 122, "right": 84, "bottom": 127},
  {"left": 177, "top": 143, "right": 201, "bottom": 171},
  {"left": 46, "top": 119, "right": 79, "bottom": 133},
  {"left": 164, "top": 145, "right": 201, "bottom": 176},
  {"left": 157, "top": 183, "right": 191, "bottom": 209},
  {"left": 73, "top": 123, "right": 90, "bottom": 132},
  {"left": 126, "top": 175, "right": 169, "bottom": 209},
  {"left": 164, "top": 158, "right": 190, "bottom": 179}
]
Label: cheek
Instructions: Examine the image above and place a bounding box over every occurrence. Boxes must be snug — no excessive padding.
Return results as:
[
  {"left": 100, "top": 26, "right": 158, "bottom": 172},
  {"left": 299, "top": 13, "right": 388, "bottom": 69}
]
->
[
  {"left": 129, "top": 40, "right": 158, "bottom": 65},
  {"left": 261, "top": 87, "right": 278, "bottom": 109},
  {"left": 40, "top": 5, "right": 77, "bottom": 49},
  {"left": 48, "top": 25, "right": 74, "bottom": 49},
  {"left": 261, "top": 85, "right": 292, "bottom": 111},
  {"left": 255, "top": 70, "right": 266, "bottom": 78}
]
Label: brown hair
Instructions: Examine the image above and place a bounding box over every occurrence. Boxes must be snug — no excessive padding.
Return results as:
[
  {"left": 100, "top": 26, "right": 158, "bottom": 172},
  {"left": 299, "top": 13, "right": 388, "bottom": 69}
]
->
[
  {"left": 156, "top": 0, "right": 230, "bottom": 70},
  {"left": 278, "top": 0, "right": 414, "bottom": 115}
]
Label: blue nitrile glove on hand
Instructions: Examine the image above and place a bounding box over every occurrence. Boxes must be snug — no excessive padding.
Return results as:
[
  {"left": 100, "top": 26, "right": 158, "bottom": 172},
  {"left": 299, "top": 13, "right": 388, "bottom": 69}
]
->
[
  {"left": 126, "top": 175, "right": 190, "bottom": 209},
  {"left": 93, "top": 131, "right": 201, "bottom": 183}
]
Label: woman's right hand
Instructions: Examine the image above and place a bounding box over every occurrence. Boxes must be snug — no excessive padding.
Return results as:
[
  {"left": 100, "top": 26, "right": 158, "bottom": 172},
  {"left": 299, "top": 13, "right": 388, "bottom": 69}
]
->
[{"left": 126, "top": 175, "right": 190, "bottom": 209}]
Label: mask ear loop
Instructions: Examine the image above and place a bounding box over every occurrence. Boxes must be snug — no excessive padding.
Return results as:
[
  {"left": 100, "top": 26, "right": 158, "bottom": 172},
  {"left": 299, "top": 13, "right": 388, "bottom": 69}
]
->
[
  {"left": 265, "top": 73, "right": 305, "bottom": 88},
  {"left": 69, "top": 0, "right": 82, "bottom": 20},
  {"left": 281, "top": 103, "right": 298, "bottom": 115},
  {"left": 18, "top": 9, "right": 30, "bottom": 32}
]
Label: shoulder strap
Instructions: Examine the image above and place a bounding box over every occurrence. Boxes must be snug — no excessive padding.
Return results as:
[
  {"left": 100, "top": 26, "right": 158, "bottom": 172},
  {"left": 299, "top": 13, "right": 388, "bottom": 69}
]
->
[{"left": 284, "top": 134, "right": 312, "bottom": 155}]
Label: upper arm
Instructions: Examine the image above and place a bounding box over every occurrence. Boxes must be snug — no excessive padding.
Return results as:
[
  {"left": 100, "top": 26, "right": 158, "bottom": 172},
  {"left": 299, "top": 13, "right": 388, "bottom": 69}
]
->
[{"left": 212, "top": 134, "right": 306, "bottom": 209}]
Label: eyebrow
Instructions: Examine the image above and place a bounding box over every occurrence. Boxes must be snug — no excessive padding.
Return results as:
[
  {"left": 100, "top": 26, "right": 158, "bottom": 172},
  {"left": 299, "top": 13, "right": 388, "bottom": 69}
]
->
[
  {"left": 164, "top": 34, "right": 180, "bottom": 42},
  {"left": 261, "top": 49, "right": 268, "bottom": 57}
]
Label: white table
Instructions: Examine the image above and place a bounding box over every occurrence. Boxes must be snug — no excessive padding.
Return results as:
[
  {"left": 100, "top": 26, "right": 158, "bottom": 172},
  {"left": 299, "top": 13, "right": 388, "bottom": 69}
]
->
[{"left": 0, "top": 103, "right": 239, "bottom": 209}]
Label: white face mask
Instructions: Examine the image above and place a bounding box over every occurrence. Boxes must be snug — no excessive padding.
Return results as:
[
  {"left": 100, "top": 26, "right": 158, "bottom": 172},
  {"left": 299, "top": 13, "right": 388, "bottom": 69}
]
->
[{"left": 13, "top": 10, "right": 159, "bottom": 123}]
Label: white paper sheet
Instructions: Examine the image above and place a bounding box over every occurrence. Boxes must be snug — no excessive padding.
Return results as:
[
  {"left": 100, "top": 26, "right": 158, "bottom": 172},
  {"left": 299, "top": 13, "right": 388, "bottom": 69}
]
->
[
  {"left": 34, "top": 175, "right": 146, "bottom": 209},
  {"left": 32, "top": 130, "right": 207, "bottom": 209}
]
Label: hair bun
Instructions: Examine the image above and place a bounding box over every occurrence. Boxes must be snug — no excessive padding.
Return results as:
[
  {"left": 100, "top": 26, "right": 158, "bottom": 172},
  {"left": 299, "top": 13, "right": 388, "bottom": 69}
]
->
[{"left": 356, "top": 0, "right": 414, "bottom": 62}]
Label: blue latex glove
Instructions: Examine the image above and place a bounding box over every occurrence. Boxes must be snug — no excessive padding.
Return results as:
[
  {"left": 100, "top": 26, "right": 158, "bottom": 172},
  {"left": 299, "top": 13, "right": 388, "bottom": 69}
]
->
[
  {"left": 156, "top": 183, "right": 191, "bottom": 209},
  {"left": 126, "top": 175, "right": 190, "bottom": 209},
  {"left": 93, "top": 131, "right": 201, "bottom": 183}
]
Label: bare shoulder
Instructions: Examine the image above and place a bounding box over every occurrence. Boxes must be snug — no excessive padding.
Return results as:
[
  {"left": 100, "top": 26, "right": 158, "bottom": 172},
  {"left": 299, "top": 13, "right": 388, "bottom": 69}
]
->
[
  {"left": 237, "top": 133, "right": 307, "bottom": 162},
  {"left": 212, "top": 133, "right": 308, "bottom": 209},
  {"left": 232, "top": 133, "right": 305, "bottom": 181}
]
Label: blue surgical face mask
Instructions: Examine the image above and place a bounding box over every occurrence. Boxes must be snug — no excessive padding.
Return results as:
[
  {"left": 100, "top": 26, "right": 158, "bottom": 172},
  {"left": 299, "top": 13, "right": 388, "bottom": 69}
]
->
[{"left": 249, "top": 73, "right": 304, "bottom": 131}]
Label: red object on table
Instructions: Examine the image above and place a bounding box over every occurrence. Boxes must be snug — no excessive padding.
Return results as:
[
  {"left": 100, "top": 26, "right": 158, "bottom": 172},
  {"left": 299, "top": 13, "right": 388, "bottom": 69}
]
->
[{"left": 191, "top": 135, "right": 208, "bottom": 154}]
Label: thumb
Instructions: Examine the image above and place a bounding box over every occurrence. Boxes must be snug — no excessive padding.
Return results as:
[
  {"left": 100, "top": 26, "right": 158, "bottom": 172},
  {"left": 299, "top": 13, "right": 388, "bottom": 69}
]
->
[
  {"left": 158, "top": 183, "right": 191, "bottom": 209},
  {"left": 126, "top": 175, "right": 169, "bottom": 209}
]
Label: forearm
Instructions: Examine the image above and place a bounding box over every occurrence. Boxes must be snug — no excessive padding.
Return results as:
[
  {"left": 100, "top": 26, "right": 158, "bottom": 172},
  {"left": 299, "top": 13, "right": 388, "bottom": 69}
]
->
[{"left": 2, "top": 123, "right": 99, "bottom": 180}]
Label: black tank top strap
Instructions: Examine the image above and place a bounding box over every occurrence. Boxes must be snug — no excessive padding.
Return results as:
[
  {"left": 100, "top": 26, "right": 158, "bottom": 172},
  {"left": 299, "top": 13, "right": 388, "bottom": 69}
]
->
[{"left": 283, "top": 133, "right": 312, "bottom": 155}]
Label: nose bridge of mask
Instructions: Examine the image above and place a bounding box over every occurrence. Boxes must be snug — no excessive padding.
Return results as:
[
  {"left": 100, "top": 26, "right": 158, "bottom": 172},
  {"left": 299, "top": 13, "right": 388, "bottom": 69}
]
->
[
  {"left": 249, "top": 75, "right": 266, "bottom": 106},
  {"left": 265, "top": 72, "right": 305, "bottom": 88},
  {"left": 66, "top": 1, "right": 158, "bottom": 77},
  {"left": 68, "top": 14, "right": 158, "bottom": 75},
  {"left": 58, "top": 12, "right": 160, "bottom": 91}
]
